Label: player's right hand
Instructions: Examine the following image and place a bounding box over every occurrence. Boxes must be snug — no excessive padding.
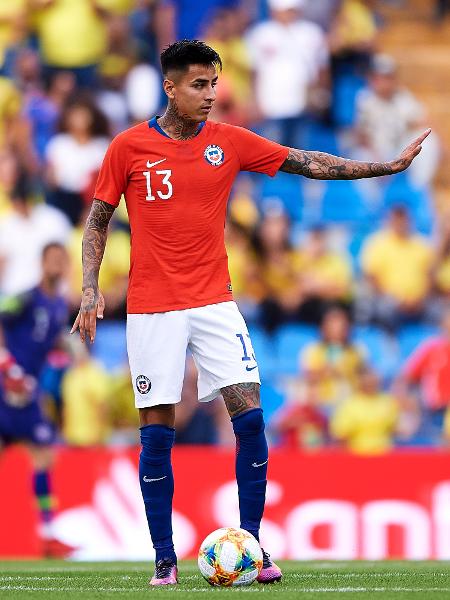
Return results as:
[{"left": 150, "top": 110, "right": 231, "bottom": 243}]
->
[{"left": 70, "top": 288, "right": 105, "bottom": 344}]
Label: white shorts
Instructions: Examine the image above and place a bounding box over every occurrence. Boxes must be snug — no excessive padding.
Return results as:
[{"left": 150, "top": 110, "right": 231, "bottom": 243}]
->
[{"left": 127, "top": 301, "right": 260, "bottom": 408}]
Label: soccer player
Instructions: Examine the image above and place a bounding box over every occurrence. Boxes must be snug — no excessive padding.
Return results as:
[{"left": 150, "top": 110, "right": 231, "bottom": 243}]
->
[
  {"left": 0, "top": 243, "right": 70, "bottom": 557},
  {"left": 71, "top": 40, "right": 429, "bottom": 585}
]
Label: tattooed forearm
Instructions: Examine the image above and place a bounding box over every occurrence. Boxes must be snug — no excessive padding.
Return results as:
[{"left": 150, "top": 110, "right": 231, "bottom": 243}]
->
[
  {"left": 81, "top": 199, "right": 115, "bottom": 310},
  {"left": 280, "top": 148, "right": 395, "bottom": 180},
  {"left": 221, "top": 383, "right": 261, "bottom": 418}
]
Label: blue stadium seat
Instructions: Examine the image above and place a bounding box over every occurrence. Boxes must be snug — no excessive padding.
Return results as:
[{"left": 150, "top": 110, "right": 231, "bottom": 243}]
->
[
  {"left": 260, "top": 383, "right": 285, "bottom": 423},
  {"left": 91, "top": 321, "right": 128, "bottom": 371},
  {"left": 352, "top": 325, "right": 398, "bottom": 381},
  {"left": 381, "top": 173, "right": 434, "bottom": 234},
  {"left": 274, "top": 324, "right": 318, "bottom": 375},
  {"left": 397, "top": 323, "right": 439, "bottom": 362},
  {"left": 320, "top": 180, "right": 368, "bottom": 224},
  {"left": 248, "top": 325, "right": 277, "bottom": 380},
  {"left": 260, "top": 172, "right": 304, "bottom": 221}
]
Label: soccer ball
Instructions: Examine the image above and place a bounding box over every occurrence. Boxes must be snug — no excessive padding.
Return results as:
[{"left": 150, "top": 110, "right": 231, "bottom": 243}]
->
[{"left": 198, "top": 527, "right": 263, "bottom": 587}]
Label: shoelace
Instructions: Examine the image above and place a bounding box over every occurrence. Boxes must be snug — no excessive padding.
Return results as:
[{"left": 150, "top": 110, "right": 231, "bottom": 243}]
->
[
  {"left": 154, "top": 558, "right": 175, "bottom": 579},
  {"left": 261, "top": 548, "right": 272, "bottom": 569}
]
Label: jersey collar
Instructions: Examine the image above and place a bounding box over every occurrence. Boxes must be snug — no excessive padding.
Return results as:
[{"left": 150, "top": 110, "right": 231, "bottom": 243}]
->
[{"left": 148, "top": 116, "right": 205, "bottom": 139}]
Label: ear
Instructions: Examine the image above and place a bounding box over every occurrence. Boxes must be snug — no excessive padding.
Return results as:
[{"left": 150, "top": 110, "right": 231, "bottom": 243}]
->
[{"left": 163, "top": 78, "right": 176, "bottom": 100}]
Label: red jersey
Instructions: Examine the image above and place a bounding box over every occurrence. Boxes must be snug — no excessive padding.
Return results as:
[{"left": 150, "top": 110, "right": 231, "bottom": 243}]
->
[
  {"left": 403, "top": 337, "right": 450, "bottom": 409},
  {"left": 94, "top": 118, "right": 289, "bottom": 313}
]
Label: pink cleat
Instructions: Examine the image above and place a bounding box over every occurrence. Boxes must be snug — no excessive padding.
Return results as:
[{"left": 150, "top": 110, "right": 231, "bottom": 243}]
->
[
  {"left": 150, "top": 558, "right": 178, "bottom": 586},
  {"left": 257, "top": 549, "right": 282, "bottom": 584}
]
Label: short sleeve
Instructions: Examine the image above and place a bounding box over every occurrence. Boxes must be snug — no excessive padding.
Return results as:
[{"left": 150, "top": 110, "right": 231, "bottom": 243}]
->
[
  {"left": 223, "top": 124, "right": 289, "bottom": 177},
  {"left": 94, "top": 133, "right": 128, "bottom": 207}
]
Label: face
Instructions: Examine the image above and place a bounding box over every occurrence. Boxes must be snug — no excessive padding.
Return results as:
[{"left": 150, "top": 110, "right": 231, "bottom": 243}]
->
[
  {"left": 271, "top": 8, "right": 299, "bottom": 24},
  {"left": 359, "top": 368, "right": 379, "bottom": 394},
  {"left": 259, "top": 213, "right": 289, "bottom": 248},
  {"left": 322, "top": 310, "right": 350, "bottom": 344},
  {"left": 164, "top": 64, "right": 218, "bottom": 122},
  {"left": 66, "top": 105, "right": 93, "bottom": 135},
  {"left": 41, "top": 246, "right": 68, "bottom": 284},
  {"left": 389, "top": 210, "right": 410, "bottom": 236},
  {"left": 370, "top": 73, "right": 397, "bottom": 99}
]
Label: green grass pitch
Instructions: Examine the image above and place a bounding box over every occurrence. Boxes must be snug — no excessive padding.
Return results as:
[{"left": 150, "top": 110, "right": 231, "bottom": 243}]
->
[{"left": 1, "top": 560, "right": 450, "bottom": 599}]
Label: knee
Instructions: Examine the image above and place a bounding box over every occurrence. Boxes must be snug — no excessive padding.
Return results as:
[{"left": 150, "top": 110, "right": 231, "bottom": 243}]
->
[{"left": 232, "top": 408, "right": 265, "bottom": 437}]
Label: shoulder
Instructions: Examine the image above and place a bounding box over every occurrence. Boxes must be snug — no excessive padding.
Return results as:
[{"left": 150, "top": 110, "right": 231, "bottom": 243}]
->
[{"left": 110, "top": 122, "right": 148, "bottom": 148}]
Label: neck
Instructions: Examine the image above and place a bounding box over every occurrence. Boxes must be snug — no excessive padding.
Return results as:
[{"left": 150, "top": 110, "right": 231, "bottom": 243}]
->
[
  {"left": 40, "top": 278, "right": 58, "bottom": 296},
  {"left": 158, "top": 102, "right": 201, "bottom": 141}
]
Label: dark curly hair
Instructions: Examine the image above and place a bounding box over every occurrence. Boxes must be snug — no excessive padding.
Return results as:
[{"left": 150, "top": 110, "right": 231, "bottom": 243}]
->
[{"left": 160, "top": 39, "right": 222, "bottom": 76}]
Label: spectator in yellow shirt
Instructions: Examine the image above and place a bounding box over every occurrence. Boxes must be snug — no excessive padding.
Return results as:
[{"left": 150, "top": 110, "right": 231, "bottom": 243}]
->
[
  {"left": 301, "top": 307, "right": 366, "bottom": 406},
  {"left": 359, "top": 205, "right": 433, "bottom": 331},
  {"left": 330, "top": 364, "right": 399, "bottom": 455},
  {"left": 0, "top": 0, "right": 28, "bottom": 71},
  {"left": 30, "top": 0, "right": 131, "bottom": 87},
  {"left": 298, "top": 225, "right": 353, "bottom": 322},
  {"left": 61, "top": 338, "right": 111, "bottom": 446}
]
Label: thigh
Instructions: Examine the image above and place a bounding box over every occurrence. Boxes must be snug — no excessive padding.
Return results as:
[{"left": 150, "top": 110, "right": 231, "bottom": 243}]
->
[
  {"left": 127, "top": 312, "right": 189, "bottom": 408},
  {"left": 188, "top": 302, "right": 261, "bottom": 403}
]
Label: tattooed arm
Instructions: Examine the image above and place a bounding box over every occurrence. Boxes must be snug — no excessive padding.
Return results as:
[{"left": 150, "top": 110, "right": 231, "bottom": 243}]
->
[
  {"left": 280, "top": 129, "right": 431, "bottom": 180},
  {"left": 70, "top": 199, "right": 115, "bottom": 343}
]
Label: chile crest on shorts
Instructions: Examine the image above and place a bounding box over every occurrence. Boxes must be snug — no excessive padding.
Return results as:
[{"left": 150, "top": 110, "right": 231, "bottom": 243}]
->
[
  {"left": 204, "top": 144, "right": 224, "bottom": 166},
  {"left": 136, "top": 374, "right": 151, "bottom": 394}
]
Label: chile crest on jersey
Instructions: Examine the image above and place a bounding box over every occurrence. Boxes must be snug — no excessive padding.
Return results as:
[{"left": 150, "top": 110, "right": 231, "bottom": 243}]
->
[{"left": 204, "top": 144, "right": 225, "bottom": 166}]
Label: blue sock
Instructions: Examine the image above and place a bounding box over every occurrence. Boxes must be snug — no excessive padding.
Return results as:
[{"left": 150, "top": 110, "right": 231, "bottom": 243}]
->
[
  {"left": 139, "top": 424, "right": 177, "bottom": 564},
  {"left": 33, "top": 470, "right": 55, "bottom": 524},
  {"left": 232, "top": 408, "right": 268, "bottom": 542}
]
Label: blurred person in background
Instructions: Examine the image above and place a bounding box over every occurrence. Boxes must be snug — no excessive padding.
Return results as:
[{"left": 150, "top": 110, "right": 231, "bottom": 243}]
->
[
  {"left": 0, "top": 169, "right": 71, "bottom": 296},
  {"left": 0, "top": 0, "right": 28, "bottom": 77},
  {"left": 204, "top": 6, "right": 252, "bottom": 117},
  {"left": 300, "top": 306, "right": 365, "bottom": 407},
  {"left": 396, "top": 305, "right": 450, "bottom": 443},
  {"left": 358, "top": 205, "right": 433, "bottom": 331},
  {"left": 430, "top": 212, "right": 450, "bottom": 320},
  {"left": 252, "top": 204, "right": 304, "bottom": 333},
  {"left": 297, "top": 224, "right": 353, "bottom": 324},
  {"left": 45, "top": 96, "right": 110, "bottom": 225},
  {"left": 61, "top": 335, "right": 110, "bottom": 446},
  {"left": 0, "top": 242, "right": 72, "bottom": 556},
  {"left": 67, "top": 204, "right": 129, "bottom": 319},
  {"left": 245, "top": 0, "right": 329, "bottom": 146},
  {"left": 330, "top": 364, "right": 399, "bottom": 454},
  {"left": 329, "top": 0, "right": 377, "bottom": 127},
  {"left": 354, "top": 53, "right": 439, "bottom": 187},
  {"left": 156, "top": 0, "right": 241, "bottom": 48},
  {"left": 271, "top": 377, "right": 328, "bottom": 449},
  {"left": 30, "top": 0, "right": 125, "bottom": 89}
]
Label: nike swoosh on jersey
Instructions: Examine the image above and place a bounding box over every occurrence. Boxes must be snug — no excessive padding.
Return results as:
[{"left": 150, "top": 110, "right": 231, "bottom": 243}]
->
[
  {"left": 146, "top": 158, "right": 167, "bottom": 169},
  {"left": 252, "top": 460, "right": 268, "bottom": 468},
  {"left": 246, "top": 365, "right": 258, "bottom": 372}
]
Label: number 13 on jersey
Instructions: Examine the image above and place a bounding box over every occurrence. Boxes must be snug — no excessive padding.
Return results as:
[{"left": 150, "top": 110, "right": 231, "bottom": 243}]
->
[{"left": 143, "top": 159, "right": 173, "bottom": 201}]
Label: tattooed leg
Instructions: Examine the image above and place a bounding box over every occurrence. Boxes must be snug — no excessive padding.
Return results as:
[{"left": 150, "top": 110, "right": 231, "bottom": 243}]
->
[
  {"left": 221, "top": 382, "right": 260, "bottom": 418},
  {"left": 221, "top": 382, "right": 267, "bottom": 542}
]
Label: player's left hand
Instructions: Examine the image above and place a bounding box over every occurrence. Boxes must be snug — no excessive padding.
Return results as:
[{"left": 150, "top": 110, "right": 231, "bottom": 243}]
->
[
  {"left": 391, "top": 128, "right": 431, "bottom": 173},
  {"left": 70, "top": 289, "right": 105, "bottom": 344}
]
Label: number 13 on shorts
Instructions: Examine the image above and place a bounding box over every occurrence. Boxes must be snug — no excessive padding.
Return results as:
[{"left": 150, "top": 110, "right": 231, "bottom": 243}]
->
[{"left": 236, "top": 333, "right": 258, "bottom": 372}]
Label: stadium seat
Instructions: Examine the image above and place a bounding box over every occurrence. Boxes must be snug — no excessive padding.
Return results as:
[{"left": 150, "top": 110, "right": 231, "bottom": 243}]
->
[
  {"left": 320, "top": 180, "right": 368, "bottom": 224},
  {"left": 352, "top": 325, "right": 399, "bottom": 381},
  {"left": 274, "top": 324, "right": 318, "bottom": 375},
  {"left": 381, "top": 173, "right": 434, "bottom": 234},
  {"left": 259, "top": 172, "right": 304, "bottom": 221},
  {"left": 247, "top": 325, "right": 278, "bottom": 380},
  {"left": 91, "top": 321, "right": 128, "bottom": 371},
  {"left": 260, "top": 383, "right": 286, "bottom": 423},
  {"left": 397, "top": 323, "right": 439, "bottom": 362}
]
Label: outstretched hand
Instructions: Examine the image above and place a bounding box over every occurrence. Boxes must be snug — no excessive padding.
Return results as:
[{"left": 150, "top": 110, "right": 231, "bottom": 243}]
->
[
  {"left": 392, "top": 129, "right": 431, "bottom": 173},
  {"left": 70, "top": 289, "right": 105, "bottom": 344}
]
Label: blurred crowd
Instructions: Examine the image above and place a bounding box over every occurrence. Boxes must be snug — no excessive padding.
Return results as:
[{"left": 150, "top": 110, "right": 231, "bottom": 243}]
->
[{"left": 0, "top": 0, "right": 449, "bottom": 454}]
